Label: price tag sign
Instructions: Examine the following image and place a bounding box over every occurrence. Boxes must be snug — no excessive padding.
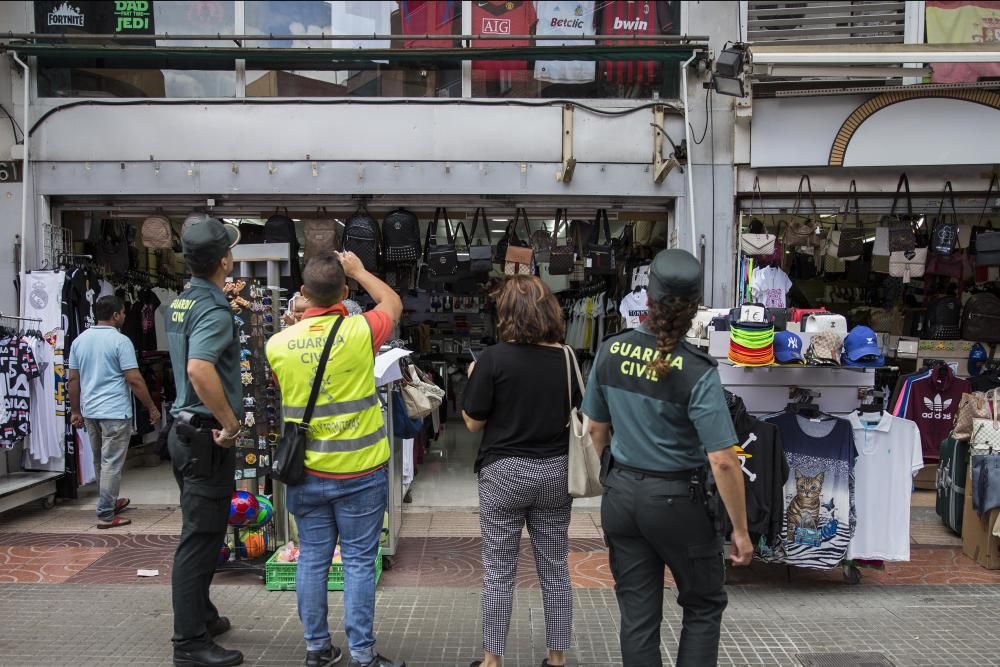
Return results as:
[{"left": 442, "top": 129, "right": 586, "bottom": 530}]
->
[{"left": 739, "top": 305, "right": 766, "bottom": 323}]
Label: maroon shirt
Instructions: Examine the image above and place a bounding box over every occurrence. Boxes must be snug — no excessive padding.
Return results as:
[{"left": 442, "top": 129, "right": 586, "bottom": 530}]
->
[{"left": 903, "top": 365, "right": 970, "bottom": 462}]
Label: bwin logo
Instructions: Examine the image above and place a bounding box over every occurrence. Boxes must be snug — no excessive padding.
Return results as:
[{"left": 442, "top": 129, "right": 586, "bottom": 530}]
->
[{"left": 922, "top": 394, "right": 953, "bottom": 420}]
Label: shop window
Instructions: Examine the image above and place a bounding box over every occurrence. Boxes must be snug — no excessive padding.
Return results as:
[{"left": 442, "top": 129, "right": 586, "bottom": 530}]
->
[
  {"left": 35, "top": 0, "right": 238, "bottom": 98},
  {"left": 244, "top": 1, "right": 462, "bottom": 98}
]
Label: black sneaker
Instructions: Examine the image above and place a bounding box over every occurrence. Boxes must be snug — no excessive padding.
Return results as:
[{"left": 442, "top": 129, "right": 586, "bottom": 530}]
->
[
  {"left": 305, "top": 646, "right": 343, "bottom": 667},
  {"left": 348, "top": 656, "right": 405, "bottom": 667}
]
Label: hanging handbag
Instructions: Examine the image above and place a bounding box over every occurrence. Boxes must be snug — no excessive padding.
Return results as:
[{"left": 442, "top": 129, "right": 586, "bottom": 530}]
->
[
  {"left": 783, "top": 176, "right": 820, "bottom": 247},
  {"left": 972, "top": 452, "right": 1000, "bottom": 514},
  {"left": 342, "top": 205, "right": 381, "bottom": 273},
  {"left": 504, "top": 208, "right": 535, "bottom": 276},
  {"left": 467, "top": 208, "right": 494, "bottom": 275},
  {"left": 453, "top": 220, "right": 473, "bottom": 280},
  {"left": 974, "top": 176, "right": 1000, "bottom": 267},
  {"left": 271, "top": 316, "right": 345, "bottom": 486},
  {"left": 889, "top": 247, "right": 927, "bottom": 283},
  {"left": 931, "top": 181, "right": 960, "bottom": 256},
  {"left": 382, "top": 207, "right": 422, "bottom": 264},
  {"left": 587, "top": 208, "right": 616, "bottom": 276},
  {"left": 391, "top": 389, "right": 424, "bottom": 440},
  {"left": 140, "top": 215, "right": 174, "bottom": 250},
  {"left": 563, "top": 346, "right": 601, "bottom": 498},
  {"left": 886, "top": 174, "right": 918, "bottom": 253},
  {"left": 740, "top": 177, "right": 778, "bottom": 257},
  {"left": 400, "top": 363, "right": 445, "bottom": 419},
  {"left": 955, "top": 391, "right": 995, "bottom": 442},
  {"left": 532, "top": 219, "right": 552, "bottom": 264},
  {"left": 834, "top": 180, "right": 865, "bottom": 259},
  {"left": 424, "top": 207, "right": 459, "bottom": 283},
  {"left": 303, "top": 208, "right": 338, "bottom": 262},
  {"left": 548, "top": 209, "right": 576, "bottom": 275}
]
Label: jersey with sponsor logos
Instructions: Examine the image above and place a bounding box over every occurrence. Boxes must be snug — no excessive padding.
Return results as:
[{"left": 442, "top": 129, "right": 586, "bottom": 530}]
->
[
  {"left": 599, "top": 0, "right": 677, "bottom": 84},
  {"left": 534, "top": 0, "right": 597, "bottom": 84},
  {"left": 473, "top": 1, "right": 538, "bottom": 75},
  {"left": 400, "top": 0, "right": 461, "bottom": 49}
]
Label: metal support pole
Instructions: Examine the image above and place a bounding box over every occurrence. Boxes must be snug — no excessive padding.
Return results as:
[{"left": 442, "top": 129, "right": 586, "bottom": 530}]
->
[
  {"left": 679, "top": 53, "right": 698, "bottom": 256},
  {"left": 557, "top": 104, "right": 576, "bottom": 184},
  {"left": 11, "top": 52, "right": 30, "bottom": 284}
]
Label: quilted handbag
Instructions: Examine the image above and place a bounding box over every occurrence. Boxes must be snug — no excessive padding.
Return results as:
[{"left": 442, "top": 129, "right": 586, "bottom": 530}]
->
[
  {"left": 741, "top": 218, "right": 777, "bottom": 257},
  {"left": 955, "top": 391, "right": 995, "bottom": 442},
  {"left": 140, "top": 215, "right": 174, "bottom": 249},
  {"left": 971, "top": 411, "right": 1000, "bottom": 453},
  {"left": 423, "top": 207, "right": 459, "bottom": 283},
  {"left": 587, "top": 209, "right": 616, "bottom": 276},
  {"left": 889, "top": 247, "right": 927, "bottom": 283},
  {"left": 783, "top": 176, "right": 820, "bottom": 247},
  {"left": 504, "top": 208, "right": 535, "bottom": 276},
  {"left": 886, "top": 174, "right": 918, "bottom": 252},
  {"left": 467, "top": 208, "right": 494, "bottom": 275},
  {"left": 835, "top": 181, "right": 865, "bottom": 260},
  {"left": 548, "top": 209, "right": 575, "bottom": 275},
  {"left": 931, "top": 181, "right": 960, "bottom": 256}
]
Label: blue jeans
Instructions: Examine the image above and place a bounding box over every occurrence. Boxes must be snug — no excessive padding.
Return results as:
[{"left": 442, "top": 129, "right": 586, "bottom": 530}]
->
[
  {"left": 84, "top": 418, "right": 133, "bottom": 521},
  {"left": 287, "top": 468, "right": 388, "bottom": 663}
]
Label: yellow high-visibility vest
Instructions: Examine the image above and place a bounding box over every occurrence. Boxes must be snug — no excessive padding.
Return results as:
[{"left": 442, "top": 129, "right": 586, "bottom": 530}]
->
[{"left": 266, "top": 315, "right": 389, "bottom": 475}]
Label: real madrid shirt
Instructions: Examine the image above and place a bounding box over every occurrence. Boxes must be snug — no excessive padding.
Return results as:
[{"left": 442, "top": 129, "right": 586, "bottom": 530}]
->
[
  {"left": 21, "top": 270, "right": 66, "bottom": 335},
  {"left": 534, "top": 1, "right": 597, "bottom": 84}
]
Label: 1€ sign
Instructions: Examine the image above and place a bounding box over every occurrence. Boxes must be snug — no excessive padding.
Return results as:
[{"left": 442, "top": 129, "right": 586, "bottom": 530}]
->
[{"left": 115, "top": 0, "right": 150, "bottom": 32}]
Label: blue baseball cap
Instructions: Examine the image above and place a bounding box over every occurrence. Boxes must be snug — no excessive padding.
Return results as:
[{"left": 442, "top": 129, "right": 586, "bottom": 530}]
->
[
  {"left": 774, "top": 331, "right": 805, "bottom": 364},
  {"left": 969, "top": 343, "right": 988, "bottom": 377},
  {"left": 842, "top": 326, "right": 884, "bottom": 367}
]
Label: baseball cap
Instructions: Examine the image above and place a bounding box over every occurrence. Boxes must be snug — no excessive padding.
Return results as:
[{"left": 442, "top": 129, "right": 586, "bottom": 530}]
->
[
  {"left": 647, "top": 249, "right": 703, "bottom": 303},
  {"left": 969, "top": 343, "right": 988, "bottom": 377},
  {"left": 805, "top": 332, "right": 843, "bottom": 366},
  {"left": 842, "top": 326, "right": 885, "bottom": 367},
  {"left": 774, "top": 331, "right": 805, "bottom": 364},
  {"left": 182, "top": 217, "right": 240, "bottom": 267}
]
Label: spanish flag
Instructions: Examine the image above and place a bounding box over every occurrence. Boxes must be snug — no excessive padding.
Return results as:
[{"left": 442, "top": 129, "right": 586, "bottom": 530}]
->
[{"left": 926, "top": 1, "right": 1000, "bottom": 83}]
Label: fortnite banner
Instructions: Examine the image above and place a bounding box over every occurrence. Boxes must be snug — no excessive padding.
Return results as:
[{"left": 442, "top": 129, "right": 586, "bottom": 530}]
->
[
  {"left": 34, "top": 1, "right": 155, "bottom": 36},
  {"left": 926, "top": 1, "right": 1000, "bottom": 83}
]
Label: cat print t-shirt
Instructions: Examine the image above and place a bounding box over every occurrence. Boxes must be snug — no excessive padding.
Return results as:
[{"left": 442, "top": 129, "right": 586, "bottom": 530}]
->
[{"left": 760, "top": 412, "right": 857, "bottom": 570}]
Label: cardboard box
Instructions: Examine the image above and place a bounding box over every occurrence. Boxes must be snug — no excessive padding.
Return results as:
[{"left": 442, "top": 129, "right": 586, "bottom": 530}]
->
[
  {"left": 961, "top": 467, "right": 1000, "bottom": 569},
  {"left": 914, "top": 464, "right": 938, "bottom": 490}
]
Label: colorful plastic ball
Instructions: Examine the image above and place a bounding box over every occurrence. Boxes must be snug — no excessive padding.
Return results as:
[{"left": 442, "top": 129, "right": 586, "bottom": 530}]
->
[
  {"left": 229, "top": 490, "right": 260, "bottom": 526},
  {"left": 250, "top": 495, "right": 274, "bottom": 527},
  {"left": 218, "top": 543, "right": 231, "bottom": 564}
]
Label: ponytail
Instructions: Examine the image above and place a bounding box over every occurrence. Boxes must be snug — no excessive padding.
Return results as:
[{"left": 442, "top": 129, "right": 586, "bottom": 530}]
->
[{"left": 647, "top": 298, "right": 699, "bottom": 376}]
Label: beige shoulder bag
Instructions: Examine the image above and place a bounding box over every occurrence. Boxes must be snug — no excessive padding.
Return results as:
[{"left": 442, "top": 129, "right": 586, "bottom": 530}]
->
[{"left": 563, "top": 346, "right": 602, "bottom": 498}]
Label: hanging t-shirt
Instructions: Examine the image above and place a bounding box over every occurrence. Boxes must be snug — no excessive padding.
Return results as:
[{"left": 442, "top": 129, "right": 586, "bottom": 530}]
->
[
  {"left": 903, "top": 365, "right": 970, "bottom": 461},
  {"left": 137, "top": 289, "right": 161, "bottom": 352},
  {"left": 0, "top": 336, "right": 40, "bottom": 449},
  {"left": 751, "top": 266, "right": 793, "bottom": 309},
  {"left": 23, "top": 336, "right": 62, "bottom": 468},
  {"left": 846, "top": 412, "right": 923, "bottom": 561},
  {"left": 599, "top": 0, "right": 669, "bottom": 85},
  {"left": 534, "top": 1, "right": 597, "bottom": 84},
  {"left": 619, "top": 289, "right": 649, "bottom": 329},
  {"left": 21, "top": 270, "right": 66, "bottom": 335},
  {"left": 152, "top": 287, "right": 176, "bottom": 352},
  {"left": 472, "top": 1, "right": 537, "bottom": 76},
  {"left": 761, "top": 412, "right": 857, "bottom": 570},
  {"left": 399, "top": 0, "right": 461, "bottom": 48},
  {"left": 632, "top": 263, "right": 650, "bottom": 291}
]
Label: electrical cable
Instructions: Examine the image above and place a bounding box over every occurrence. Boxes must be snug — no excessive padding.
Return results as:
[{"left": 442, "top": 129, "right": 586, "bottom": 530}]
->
[
  {"left": 0, "top": 103, "right": 23, "bottom": 143},
  {"left": 28, "top": 98, "right": 683, "bottom": 137},
  {"left": 689, "top": 89, "right": 711, "bottom": 145}
]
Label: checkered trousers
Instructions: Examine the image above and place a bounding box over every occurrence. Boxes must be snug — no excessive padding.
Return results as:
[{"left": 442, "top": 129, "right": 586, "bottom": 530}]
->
[{"left": 478, "top": 455, "right": 573, "bottom": 657}]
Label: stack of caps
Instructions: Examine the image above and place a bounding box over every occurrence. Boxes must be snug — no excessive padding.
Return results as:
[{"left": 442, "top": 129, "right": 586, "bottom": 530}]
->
[
  {"left": 841, "top": 326, "right": 885, "bottom": 368},
  {"left": 729, "top": 305, "right": 775, "bottom": 366}
]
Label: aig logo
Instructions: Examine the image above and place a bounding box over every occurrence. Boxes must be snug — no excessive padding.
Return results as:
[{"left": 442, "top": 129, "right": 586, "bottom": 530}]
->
[{"left": 481, "top": 18, "right": 511, "bottom": 35}]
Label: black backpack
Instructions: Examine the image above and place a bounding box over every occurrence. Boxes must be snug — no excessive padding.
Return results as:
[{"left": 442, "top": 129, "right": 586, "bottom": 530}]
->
[
  {"left": 925, "top": 296, "right": 962, "bottom": 340},
  {"left": 962, "top": 293, "right": 1000, "bottom": 344},
  {"left": 264, "top": 211, "right": 303, "bottom": 289},
  {"left": 343, "top": 205, "right": 381, "bottom": 273},
  {"left": 382, "top": 208, "right": 421, "bottom": 263}
]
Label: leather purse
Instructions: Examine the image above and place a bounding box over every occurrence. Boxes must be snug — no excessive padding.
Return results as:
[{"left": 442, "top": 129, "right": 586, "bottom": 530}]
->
[
  {"left": 400, "top": 363, "right": 445, "bottom": 419},
  {"left": 467, "top": 208, "right": 494, "bottom": 275},
  {"left": 783, "top": 176, "right": 820, "bottom": 247},
  {"left": 587, "top": 208, "right": 616, "bottom": 276},
  {"left": 955, "top": 391, "right": 995, "bottom": 442},
  {"left": 424, "top": 207, "right": 459, "bottom": 283},
  {"left": 970, "top": 410, "right": 1000, "bottom": 452},
  {"left": 532, "top": 220, "right": 552, "bottom": 264},
  {"left": 972, "top": 452, "right": 1000, "bottom": 515},
  {"left": 548, "top": 209, "right": 575, "bottom": 275},
  {"left": 886, "top": 174, "right": 918, "bottom": 252},
  {"left": 835, "top": 181, "right": 865, "bottom": 259},
  {"left": 504, "top": 208, "right": 535, "bottom": 276},
  {"left": 741, "top": 216, "right": 777, "bottom": 257},
  {"left": 889, "top": 247, "right": 928, "bottom": 283},
  {"left": 974, "top": 176, "right": 1000, "bottom": 267},
  {"left": 563, "top": 346, "right": 601, "bottom": 498},
  {"left": 931, "top": 181, "right": 960, "bottom": 256},
  {"left": 271, "top": 316, "right": 345, "bottom": 486},
  {"left": 303, "top": 208, "right": 339, "bottom": 262}
]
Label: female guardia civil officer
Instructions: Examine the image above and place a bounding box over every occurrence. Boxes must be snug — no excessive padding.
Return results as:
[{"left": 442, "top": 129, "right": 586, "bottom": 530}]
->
[{"left": 582, "top": 248, "right": 752, "bottom": 667}]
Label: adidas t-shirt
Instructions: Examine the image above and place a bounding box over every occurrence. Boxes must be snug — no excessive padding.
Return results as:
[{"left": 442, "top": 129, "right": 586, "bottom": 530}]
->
[
  {"left": 903, "top": 366, "right": 970, "bottom": 462},
  {"left": 534, "top": 1, "right": 597, "bottom": 84},
  {"left": 619, "top": 289, "right": 648, "bottom": 330}
]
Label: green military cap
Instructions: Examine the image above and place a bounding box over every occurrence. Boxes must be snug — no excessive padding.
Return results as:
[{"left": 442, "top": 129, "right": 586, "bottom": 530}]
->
[
  {"left": 647, "top": 249, "right": 703, "bottom": 303},
  {"left": 182, "top": 217, "right": 240, "bottom": 266}
]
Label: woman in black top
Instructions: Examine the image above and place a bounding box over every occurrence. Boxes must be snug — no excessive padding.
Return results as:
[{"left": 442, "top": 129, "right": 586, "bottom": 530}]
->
[{"left": 463, "top": 275, "right": 577, "bottom": 667}]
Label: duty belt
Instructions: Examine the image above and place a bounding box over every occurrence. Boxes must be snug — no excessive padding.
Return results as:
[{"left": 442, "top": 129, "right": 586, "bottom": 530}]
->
[{"left": 176, "top": 411, "right": 222, "bottom": 430}]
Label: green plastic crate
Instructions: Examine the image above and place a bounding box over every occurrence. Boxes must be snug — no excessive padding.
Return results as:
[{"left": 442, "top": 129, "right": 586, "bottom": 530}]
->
[{"left": 265, "top": 547, "right": 382, "bottom": 591}]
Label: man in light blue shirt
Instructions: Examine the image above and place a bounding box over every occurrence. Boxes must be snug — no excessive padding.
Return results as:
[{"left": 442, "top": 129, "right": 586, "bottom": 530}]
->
[{"left": 69, "top": 295, "right": 160, "bottom": 529}]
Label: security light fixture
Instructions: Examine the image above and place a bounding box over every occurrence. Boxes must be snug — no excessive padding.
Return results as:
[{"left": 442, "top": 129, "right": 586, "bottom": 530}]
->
[{"left": 712, "top": 43, "right": 749, "bottom": 98}]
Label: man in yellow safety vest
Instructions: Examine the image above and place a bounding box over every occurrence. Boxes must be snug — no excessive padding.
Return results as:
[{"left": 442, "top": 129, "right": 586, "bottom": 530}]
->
[{"left": 266, "top": 251, "right": 403, "bottom": 667}]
